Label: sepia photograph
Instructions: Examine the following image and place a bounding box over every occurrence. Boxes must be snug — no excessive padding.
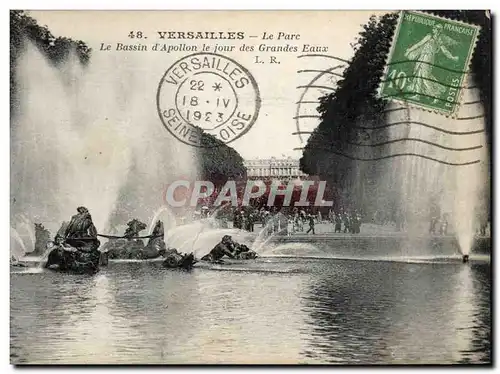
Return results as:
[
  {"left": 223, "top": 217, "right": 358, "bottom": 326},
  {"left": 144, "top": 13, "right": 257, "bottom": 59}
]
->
[{"left": 9, "top": 9, "right": 491, "bottom": 365}]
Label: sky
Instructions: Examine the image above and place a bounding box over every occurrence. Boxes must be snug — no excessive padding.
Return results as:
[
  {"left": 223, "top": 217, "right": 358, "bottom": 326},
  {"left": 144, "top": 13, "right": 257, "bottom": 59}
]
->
[{"left": 28, "top": 10, "right": 389, "bottom": 160}]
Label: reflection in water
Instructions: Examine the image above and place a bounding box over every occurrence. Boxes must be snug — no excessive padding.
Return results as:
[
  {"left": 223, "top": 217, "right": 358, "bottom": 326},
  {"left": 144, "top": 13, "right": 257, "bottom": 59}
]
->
[
  {"left": 188, "top": 271, "right": 306, "bottom": 364},
  {"left": 55, "top": 273, "right": 121, "bottom": 363},
  {"left": 301, "top": 261, "right": 491, "bottom": 364},
  {"left": 11, "top": 258, "right": 490, "bottom": 364},
  {"left": 457, "top": 264, "right": 491, "bottom": 364},
  {"left": 10, "top": 273, "right": 97, "bottom": 363},
  {"left": 300, "top": 261, "right": 397, "bottom": 363}
]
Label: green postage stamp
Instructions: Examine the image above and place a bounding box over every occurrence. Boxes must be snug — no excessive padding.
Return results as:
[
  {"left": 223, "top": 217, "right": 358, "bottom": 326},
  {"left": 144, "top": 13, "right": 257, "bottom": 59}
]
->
[{"left": 378, "top": 11, "right": 481, "bottom": 115}]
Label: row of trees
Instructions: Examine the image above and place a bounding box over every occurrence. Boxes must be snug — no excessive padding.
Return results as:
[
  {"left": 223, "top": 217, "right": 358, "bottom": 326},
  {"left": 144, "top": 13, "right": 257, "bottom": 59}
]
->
[
  {"left": 10, "top": 10, "right": 246, "bottom": 188},
  {"left": 199, "top": 134, "right": 246, "bottom": 186},
  {"left": 10, "top": 10, "right": 91, "bottom": 117},
  {"left": 300, "top": 11, "right": 491, "bottom": 220}
]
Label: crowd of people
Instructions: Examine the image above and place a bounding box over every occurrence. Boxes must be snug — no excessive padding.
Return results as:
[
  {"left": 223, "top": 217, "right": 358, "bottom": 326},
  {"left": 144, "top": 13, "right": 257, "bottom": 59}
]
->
[
  {"left": 187, "top": 205, "right": 364, "bottom": 236},
  {"left": 186, "top": 203, "right": 490, "bottom": 238},
  {"left": 328, "top": 210, "right": 362, "bottom": 234},
  {"left": 429, "top": 214, "right": 449, "bottom": 235}
]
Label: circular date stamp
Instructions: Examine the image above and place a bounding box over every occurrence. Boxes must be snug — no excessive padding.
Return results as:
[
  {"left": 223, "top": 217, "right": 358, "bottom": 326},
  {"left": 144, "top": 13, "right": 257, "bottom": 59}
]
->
[{"left": 157, "top": 52, "right": 261, "bottom": 147}]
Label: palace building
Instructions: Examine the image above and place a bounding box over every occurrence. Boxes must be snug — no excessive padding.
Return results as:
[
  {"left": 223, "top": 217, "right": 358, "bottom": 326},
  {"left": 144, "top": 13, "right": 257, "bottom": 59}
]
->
[{"left": 244, "top": 157, "right": 308, "bottom": 180}]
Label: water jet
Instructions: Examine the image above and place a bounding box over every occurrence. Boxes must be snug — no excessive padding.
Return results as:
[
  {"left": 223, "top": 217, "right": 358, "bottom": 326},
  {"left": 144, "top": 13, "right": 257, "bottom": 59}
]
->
[{"left": 12, "top": 42, "right": 199, "bottom": 239}]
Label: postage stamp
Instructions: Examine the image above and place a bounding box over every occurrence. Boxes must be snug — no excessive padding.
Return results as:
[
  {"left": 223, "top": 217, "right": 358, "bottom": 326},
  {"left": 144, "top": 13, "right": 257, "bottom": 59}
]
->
[
  {"left": 157, "top": 52, "right": 261, "bottom": 147},
  {"left": 378, "top": 11, "right": 481, "bottom": 116}
]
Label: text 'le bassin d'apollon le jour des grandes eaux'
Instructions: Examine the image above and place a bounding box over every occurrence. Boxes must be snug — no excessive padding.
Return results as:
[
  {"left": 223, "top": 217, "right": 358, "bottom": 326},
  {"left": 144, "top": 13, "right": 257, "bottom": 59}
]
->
[{"left": 99, "top": 30, "right": 329, "bottom": 63}]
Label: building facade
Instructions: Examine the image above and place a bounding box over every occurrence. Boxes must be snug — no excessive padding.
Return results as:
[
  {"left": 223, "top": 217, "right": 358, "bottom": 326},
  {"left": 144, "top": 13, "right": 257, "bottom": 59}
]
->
[{"left": 244, "top": 157, "right": 308, "bottom": 180}]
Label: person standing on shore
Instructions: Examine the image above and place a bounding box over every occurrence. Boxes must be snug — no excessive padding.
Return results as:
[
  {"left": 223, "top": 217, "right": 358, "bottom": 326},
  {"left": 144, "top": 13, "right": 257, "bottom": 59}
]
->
[
  {"left": 247, "top": 210, "right": 255, "bottom": 232},
  {"left": 429, "top": 216, "right": 438, "bottom": 235},
  {"left": 241, "top": 211, "right": 247, "bottom": 231},
  {"left": 334, "top": 214, "right": 342, "bottom": 233},
  {"left": 354, "top": 213, "right": 361, "bottom": 234},
  {"left": 306, "top": 214, "right": 316, "bottom": 235},
  {"left": 440, "top": 214, "right": 449, "bottom": 235},
  {"left": 343, "top": 212, "right": 350, "bottom": 233},
  {"left": 300, "top": 209, "right": 306, "bottom": 225},
  {"left": 479, "top": 217, "right": 488, "bottom": 236},
  {"left": 233, "top": 209, "right": 242, "bottom": 229}
]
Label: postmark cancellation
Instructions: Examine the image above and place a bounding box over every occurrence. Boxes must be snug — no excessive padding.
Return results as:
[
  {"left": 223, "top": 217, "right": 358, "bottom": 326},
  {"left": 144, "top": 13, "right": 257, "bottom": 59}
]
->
[{"left": 157, "top": 52, "right": 261, "bottom": 147}]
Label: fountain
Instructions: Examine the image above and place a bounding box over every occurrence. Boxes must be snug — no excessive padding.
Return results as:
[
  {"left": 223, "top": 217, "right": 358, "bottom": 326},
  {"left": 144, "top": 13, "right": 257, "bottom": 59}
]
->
[
  {"left": 11, "top": 41, "right": 199, "bottom": 259},
  {"left": 19, "top": 215, "right": 36, "bottom": 252},
  {"left": 148, "top": 206, "right": 178, "bottom": 237},
  {"left": 10, "top": 215, "right": 39, "bottom": 263},
  {"left": 250, "top": 212, "right": 289, "bottom": 253},
  {"left": 263, "top": 242, "right": 327, "bottom": 258},
  {"left": 167, "top": 222, "right": 244, "bottom": 258},
  {"left": 10, "top": 227, "right": 27, "bottom": 262},
  {"left": 384, "top": 74, "right": 489, "bottom": 256}
]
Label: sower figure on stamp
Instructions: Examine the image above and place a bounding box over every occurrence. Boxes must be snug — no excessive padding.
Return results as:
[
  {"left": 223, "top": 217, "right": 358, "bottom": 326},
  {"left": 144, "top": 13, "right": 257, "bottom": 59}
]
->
[{"left": 404, "top": 24, "right": 459, "bottom": 102}]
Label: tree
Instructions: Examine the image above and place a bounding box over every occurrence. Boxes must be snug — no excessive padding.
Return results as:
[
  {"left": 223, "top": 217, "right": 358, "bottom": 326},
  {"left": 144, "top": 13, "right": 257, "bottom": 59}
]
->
[
  {"left": 10, "top": 10, "right": 92, "bottom": 116},
  {"left": 199, "top": 134, "right": 247, "bottom": 188},
  {"left": 300, "top": 11, "right": 491, "bottom": 216}
]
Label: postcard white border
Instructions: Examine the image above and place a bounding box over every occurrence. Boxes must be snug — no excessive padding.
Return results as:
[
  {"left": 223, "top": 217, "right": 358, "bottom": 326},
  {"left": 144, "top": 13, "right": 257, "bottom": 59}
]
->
[{"left": 2, "top": 1, "right": 496, "bottom": 373}]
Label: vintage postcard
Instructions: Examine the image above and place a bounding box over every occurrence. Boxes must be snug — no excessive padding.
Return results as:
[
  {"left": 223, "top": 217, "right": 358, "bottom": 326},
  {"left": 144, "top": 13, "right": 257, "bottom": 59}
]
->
[{"left": 10, "top": 10, "right": 491, "bottom": 365}]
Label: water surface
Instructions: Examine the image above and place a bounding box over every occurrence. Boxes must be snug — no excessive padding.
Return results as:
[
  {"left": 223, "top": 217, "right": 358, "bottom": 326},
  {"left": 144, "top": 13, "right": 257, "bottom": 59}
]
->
[{"left": 10, "top": 257, "right": 491, "bottom": 364}]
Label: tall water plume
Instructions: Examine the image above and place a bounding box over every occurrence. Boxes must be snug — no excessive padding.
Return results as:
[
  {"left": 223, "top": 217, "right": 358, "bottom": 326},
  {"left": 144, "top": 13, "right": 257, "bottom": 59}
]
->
[
  {"left": 385, "top": 75, "right": 488, "bottom": 254},
  {"left": 11, "top": 42, "right": 198, "bottom": 246}
]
